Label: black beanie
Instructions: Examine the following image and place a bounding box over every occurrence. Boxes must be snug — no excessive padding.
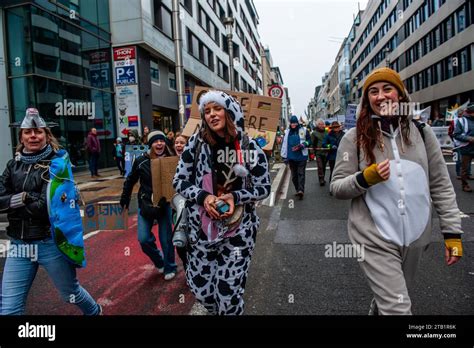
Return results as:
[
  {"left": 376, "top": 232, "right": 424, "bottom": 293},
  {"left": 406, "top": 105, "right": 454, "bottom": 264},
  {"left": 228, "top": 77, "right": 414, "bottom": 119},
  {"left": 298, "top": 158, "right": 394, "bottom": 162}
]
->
[{"left": 147, "top": 130, "right": 166, "bottom": 146}]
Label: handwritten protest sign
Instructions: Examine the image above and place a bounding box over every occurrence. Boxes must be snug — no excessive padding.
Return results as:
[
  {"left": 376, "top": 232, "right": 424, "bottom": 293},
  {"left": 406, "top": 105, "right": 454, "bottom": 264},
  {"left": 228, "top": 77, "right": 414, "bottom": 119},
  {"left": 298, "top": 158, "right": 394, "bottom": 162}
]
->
[
  {"left": 83, "top": 201, "right": 128, "bottom": 233},
  {"left": 182, "top": 86, "right": 282, "bottom": 151}
]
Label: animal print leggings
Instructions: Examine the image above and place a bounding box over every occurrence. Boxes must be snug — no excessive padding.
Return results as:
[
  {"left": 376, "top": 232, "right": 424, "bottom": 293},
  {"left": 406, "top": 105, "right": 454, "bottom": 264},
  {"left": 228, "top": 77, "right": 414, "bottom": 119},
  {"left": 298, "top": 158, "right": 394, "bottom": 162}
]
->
[{"left": 185, "top": 227, "right": 257, "bottom": 315}]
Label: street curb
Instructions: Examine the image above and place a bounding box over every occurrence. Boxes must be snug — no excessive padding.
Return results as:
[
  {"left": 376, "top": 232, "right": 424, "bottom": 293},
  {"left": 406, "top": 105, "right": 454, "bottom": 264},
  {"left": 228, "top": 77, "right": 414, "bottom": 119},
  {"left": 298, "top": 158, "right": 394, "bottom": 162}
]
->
[{"left": 262, "top": 162, "right": 288, "bottom": 207}]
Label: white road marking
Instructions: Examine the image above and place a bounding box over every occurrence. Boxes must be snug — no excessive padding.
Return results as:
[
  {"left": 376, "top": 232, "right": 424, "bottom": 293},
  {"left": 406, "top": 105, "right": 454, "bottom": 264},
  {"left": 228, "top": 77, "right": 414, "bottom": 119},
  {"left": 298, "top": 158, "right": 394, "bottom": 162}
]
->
[{"left": 280, "top": 169, "right": 290, "bottom": 200}]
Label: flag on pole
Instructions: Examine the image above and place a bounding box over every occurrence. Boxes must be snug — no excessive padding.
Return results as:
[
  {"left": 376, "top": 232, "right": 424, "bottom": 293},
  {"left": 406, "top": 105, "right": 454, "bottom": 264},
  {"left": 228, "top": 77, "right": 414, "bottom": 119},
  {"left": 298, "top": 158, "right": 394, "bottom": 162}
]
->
[
  {"left": 446, "top": 100, "right": 470, "bottom": 122},
  {"left": 413, "top": 106, "right": 431, "bottom": 123}
]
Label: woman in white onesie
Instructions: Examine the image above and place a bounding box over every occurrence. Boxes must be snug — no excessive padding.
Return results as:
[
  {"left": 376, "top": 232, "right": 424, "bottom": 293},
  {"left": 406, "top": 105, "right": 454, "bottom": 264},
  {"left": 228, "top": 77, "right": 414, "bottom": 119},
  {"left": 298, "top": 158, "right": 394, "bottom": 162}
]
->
[{"left": 330, "top": 67, "right": 463, "bottom": 315}]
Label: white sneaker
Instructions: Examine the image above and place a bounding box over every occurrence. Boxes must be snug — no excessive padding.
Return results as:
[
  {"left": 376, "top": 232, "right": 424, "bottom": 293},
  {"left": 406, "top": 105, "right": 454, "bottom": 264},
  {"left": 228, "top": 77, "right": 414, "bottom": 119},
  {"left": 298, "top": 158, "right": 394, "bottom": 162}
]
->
[
  {"left": 164, "top": 272, "right": 176, "bottom": 281},
  {"left": 157, "top": 267, "right": 164, "bottom": 274}
]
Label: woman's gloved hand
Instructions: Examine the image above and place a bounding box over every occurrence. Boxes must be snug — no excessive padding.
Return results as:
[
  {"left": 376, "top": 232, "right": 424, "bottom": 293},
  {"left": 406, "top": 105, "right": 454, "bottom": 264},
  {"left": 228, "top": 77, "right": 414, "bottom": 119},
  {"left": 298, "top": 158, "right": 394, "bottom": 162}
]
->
[
  {"left": 363, "top": 159, "right": 390, "bottom": 186},
  {"left": 445, "top": 238, "right": 462, "bottom": 266}
]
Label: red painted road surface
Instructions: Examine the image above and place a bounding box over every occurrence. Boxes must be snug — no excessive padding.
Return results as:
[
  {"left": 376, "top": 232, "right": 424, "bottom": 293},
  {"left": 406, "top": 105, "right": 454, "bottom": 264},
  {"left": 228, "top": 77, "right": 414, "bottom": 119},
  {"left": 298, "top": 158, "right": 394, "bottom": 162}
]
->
[{"left": 23, "top": 215, "right": 195, "bottom": 315}]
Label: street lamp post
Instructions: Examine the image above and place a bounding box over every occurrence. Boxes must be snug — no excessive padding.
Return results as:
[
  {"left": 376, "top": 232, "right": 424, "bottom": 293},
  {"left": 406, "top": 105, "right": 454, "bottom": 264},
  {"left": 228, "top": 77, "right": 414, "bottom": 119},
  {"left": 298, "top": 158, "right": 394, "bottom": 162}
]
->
[
  {"left": 223, "top": 17, "right": 235, "bottom": 91},
  {"left": 172, "top": 0, "right": 186, "bottom": 131}
]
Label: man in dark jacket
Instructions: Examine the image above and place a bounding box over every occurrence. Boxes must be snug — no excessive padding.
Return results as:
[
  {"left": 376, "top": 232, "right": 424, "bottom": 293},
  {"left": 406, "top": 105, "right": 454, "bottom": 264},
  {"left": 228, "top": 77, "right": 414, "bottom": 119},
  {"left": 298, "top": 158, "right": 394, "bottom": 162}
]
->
[
  {"left": 454, "top": 102, "right": 474, "bottom": 192},
  {"left": 323, "top": 121, "right": 344, "bottom": 185},
  {"left": 86, "top": 128, "right": 101, "bottom": 178},
  {"left": 281, "top": 115, "right": 311, "bottom": 199},
  {"left": 311, "top": 118, "right": 330, "bottom": 186}
]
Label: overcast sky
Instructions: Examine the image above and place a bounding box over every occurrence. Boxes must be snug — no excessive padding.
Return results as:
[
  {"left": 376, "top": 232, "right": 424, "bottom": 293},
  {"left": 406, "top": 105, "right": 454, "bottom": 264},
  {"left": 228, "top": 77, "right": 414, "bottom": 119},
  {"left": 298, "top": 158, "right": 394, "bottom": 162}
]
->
[{"left": 254, "top": 0, "right": 369, "bottom": 118}]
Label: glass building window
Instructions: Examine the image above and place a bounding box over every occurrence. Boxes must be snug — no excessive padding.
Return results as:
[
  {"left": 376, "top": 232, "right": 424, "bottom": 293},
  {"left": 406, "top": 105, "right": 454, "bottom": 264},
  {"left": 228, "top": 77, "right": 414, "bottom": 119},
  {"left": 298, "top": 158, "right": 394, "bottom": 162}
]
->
[
  {"left": 154, "top": 0, "right": 173, "bottom": 38},
  {"left": 7, "top": 7, "right": 34, "bottom": 76},
  {"left": 168, "top": 67, "right": 176, "bottom": 90},
  {"left": 6, "top": 3, "right": 115, "bottom": 169},
  {"left": 446, "top": 16, "right": 453, "bottom": 40},
  {"left": 183, "top": 0, "right": 192, "bottom": 15},
  {"left": 217, "top": 59, "right": 229, "bottom": 82},
  {"left": 456, "top": 7, "right": 466, "bottom": 32},
  {"left": 150, "top": 60, "right": 160, "bottom": 84}
]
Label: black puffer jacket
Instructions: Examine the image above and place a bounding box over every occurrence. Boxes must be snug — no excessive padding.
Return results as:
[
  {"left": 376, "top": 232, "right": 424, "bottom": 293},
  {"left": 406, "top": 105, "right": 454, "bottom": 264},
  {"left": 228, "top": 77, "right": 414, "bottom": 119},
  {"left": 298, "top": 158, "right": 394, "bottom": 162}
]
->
[{"left": 0, "top": 153, "right": 54, "bottom": 240}]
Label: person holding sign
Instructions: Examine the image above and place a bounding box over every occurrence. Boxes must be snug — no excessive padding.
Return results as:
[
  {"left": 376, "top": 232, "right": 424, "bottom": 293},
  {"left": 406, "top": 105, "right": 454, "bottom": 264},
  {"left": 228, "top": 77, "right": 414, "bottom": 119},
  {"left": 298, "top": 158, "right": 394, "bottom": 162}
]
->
[
  {"left": 281, "top": 115, "right": 311, "bottom": 200},
  {"left": 173, "top": 90, "right": 270, "bottom": 315},
  {"left": 1, "top": 108, "right": 101, "bottom": 315},
  {"left": 120, "top": 130, "right": 178, "bottom": 280},
  {"left": 330, "top": 67, "right": 463, "bottom": 315}
]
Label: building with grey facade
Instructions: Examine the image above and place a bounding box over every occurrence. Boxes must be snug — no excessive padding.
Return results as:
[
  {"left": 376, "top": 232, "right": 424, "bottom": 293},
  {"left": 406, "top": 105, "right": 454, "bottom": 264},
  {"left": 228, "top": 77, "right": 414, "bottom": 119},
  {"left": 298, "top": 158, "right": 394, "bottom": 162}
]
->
[
  {"left": 1, "top": 0, "right": 115, "bottom": 169},
  {"left": 109, "top": 0, "right": 264, "bottom": 133},
  {"left": 351, "top": 0, "right": 474, "bottom": 116}
]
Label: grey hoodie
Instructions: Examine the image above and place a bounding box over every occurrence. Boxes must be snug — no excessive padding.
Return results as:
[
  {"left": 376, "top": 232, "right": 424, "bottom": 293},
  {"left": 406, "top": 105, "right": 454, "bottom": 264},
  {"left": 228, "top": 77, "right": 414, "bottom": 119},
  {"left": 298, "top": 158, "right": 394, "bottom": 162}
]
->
[{"left": 330, "top": 121, "right": 462, "bottom": 249}]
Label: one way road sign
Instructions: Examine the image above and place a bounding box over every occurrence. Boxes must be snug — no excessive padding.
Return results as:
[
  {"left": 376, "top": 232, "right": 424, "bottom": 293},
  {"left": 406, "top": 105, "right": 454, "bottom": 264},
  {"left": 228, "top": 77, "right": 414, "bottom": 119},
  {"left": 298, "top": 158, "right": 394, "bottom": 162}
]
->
[{"left": 115, "top": 66, "right": 136, "bottom": 85}]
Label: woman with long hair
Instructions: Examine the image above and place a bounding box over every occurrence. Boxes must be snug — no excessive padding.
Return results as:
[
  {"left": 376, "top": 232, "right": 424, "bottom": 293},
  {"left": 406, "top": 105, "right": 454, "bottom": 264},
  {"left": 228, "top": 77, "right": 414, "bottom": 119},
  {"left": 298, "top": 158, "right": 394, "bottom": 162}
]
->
[
  {"left": 173, "top": 90, "right": 270, "bottom": 315},
  {"left": 330, "top": 68, "right": 463, "bottom": 315},
  {"left": 1, "top": 108, "right": 101, "bottom": 315},
  {"left": 120, "top": 130, "right": 178, "bottom": 280}
]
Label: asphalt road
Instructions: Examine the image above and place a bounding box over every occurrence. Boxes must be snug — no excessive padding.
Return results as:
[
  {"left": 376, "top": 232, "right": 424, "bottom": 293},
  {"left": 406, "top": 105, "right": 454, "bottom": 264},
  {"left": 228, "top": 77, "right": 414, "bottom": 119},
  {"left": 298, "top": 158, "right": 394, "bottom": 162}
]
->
[
  {"left": 0, "top": 157, "right": 472, "bottom": 316},
  {"left": 244, "top": 158, "right": 474, "bottom": 315}
]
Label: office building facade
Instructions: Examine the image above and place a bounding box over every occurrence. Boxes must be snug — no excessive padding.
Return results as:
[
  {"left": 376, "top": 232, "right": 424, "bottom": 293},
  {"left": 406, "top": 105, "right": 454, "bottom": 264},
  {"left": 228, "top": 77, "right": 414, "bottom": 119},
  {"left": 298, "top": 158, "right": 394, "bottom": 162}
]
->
[
  {"left": 109, "top": 0, "right": 264, "bottom": 134},
  {"left": 1, "top": 0, "right": 115, "bottom": 168},
  {"left": 351, "top": 0, "right": 474, "bottom": 116}
]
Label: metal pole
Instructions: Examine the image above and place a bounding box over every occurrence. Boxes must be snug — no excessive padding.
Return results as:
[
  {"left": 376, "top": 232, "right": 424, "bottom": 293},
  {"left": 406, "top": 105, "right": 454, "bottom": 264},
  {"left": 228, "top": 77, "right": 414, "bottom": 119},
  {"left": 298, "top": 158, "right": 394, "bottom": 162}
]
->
[
  {"left": 172, "top": 0, "right": 186, "bottom": 131},
  {"left": 227, "top": 34, "right": 234, "bottom": 91}
]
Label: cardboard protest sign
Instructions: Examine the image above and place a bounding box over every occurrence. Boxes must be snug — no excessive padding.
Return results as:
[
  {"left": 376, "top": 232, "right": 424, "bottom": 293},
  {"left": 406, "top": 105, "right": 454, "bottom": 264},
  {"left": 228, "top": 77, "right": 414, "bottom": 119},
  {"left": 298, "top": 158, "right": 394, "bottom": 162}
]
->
[
  {"left": 124, "top": 145, "right": 148, "bottom": 176},
  {"left": 431, "top": 126, "right": 453, "bottom": 149},
  {"left": 182, "top": 86, "right": 282, "bottom": 151},
  {"left": 83, "top": 201, "right": 128, "bottom": 233},
  {"left": 151, "top": 156, "right": 180, "bottom": 204},
  {"left": 345, "top": 104, "right": 357, "bottom": 130}
]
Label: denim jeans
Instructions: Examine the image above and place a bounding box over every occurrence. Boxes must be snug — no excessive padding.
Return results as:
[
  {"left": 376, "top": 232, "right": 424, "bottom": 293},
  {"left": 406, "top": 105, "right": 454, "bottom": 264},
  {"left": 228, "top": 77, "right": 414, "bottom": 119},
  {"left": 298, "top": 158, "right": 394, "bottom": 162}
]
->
[
  {"left": 89, "top": 152, "right": 99, "bottom": 176},
  {"left": 1, "top": 237, "right": 99, "bottom": 315},
  {"left": 137, "top": 204, "right": 177, "bottom": 275}
]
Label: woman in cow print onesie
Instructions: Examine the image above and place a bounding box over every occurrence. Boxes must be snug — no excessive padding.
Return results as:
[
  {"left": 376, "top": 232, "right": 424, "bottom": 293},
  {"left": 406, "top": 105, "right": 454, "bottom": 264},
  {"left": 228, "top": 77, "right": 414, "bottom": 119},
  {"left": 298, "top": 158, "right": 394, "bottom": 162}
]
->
[{"left": 173, "top": 90, "right": 270, "bottom": 315}]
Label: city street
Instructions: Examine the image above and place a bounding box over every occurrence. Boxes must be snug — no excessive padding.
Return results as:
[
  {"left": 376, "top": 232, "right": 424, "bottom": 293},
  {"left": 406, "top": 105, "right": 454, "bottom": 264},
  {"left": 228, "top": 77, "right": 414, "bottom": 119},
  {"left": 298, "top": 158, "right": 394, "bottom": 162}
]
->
[
  {"left": 245, "top": 158, "right": 474, "bottom": 315},
  {"left": 1, "top": 157, "right": 472, "bottom": 315}
]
